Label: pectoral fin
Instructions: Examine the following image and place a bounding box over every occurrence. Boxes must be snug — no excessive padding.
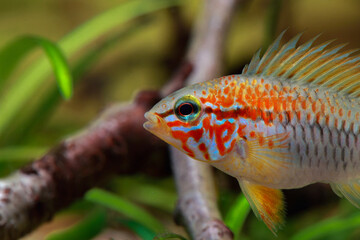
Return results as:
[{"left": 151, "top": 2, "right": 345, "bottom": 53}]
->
[
  {"left": 238, "top": 179, "right": 285, "bottom": 234},
  {"left": 235, "top": 132, "right": 291, "bottom": 181},
  {"left": 330, "top": 179, "right": 360, "bottom": 208}
]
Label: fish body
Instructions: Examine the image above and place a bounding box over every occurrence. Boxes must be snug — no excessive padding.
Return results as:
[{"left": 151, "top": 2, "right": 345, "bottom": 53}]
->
[{"left": 144, "top": 33, "right": 360, "bottom": 233}]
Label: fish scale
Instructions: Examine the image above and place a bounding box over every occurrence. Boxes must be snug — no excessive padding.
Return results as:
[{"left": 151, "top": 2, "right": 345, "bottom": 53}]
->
[
  {"left": 199, "top": 75, "right": 360, "bottom": 186},
  {"left": 144, "top": 32, "right": 360, "bottom": 233},
  {"left": 263, "top": 80, "right": 360, "bottom": 184},
  {"left": 289, "top": 123, "right": 359, "bottom": 184}
]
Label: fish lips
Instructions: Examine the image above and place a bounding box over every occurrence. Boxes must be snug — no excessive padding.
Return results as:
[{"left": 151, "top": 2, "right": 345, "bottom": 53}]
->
[
  {"left": 143, "top": 111, "right": 158, "bottom": 132},
  {"left": 143, "top": 112, "right": 172, "bottom": 142}
]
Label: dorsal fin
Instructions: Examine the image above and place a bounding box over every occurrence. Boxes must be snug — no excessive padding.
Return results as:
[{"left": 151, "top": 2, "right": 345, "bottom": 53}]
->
[{"left": 243, "top": 32, "right": 360, "bottom": 98}]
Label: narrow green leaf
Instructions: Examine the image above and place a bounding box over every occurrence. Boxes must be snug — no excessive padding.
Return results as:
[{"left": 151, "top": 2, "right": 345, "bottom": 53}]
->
[
  {"left": 4, "top": 20, "right": 151, "bottom": 145},
  {"left": 119, "top": 219, "right": 156, "bottom": 240},
  {"left": 0, "top": 36, "right": 73, "bottom": 99},
  {"left": 85, "top": 188, "right": 165, "bottom": 233},
  {"left": 46, "top": 209, "right": 107, "bottom": 240},
  {"left": 123, "top": 184, "right": 177, "bottom": 213},
  {"left": 35, "top": 38, "right": 73, "bottom": 99},
  {"left": 224, "top": 194, "right": 251, "bottom": 240},
  {"left": 154, "top": 233, "right": 188, "bottom": 240},
  {"left": 111, "top": 177, "right": 177, "bottom": 213},
  {"left": 0, "top": 146, "right": 46, "bottom": 161},
  {"left": 0, "top": 37, "right": 35, "bottom": 84},
  {"left": 291, "top": 213, "right": 360, "bottom": 240},
  {"left": 0, "top": 0, "right": 181, "bottom": 138}
]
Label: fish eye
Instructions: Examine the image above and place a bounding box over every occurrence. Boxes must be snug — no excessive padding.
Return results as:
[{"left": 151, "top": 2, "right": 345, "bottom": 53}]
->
[
  {"left": 174, "top": 95, "right": 201, "bottom": 122},
  {"left": 178, "top": 103, "right": 194, "bottom": 116}
]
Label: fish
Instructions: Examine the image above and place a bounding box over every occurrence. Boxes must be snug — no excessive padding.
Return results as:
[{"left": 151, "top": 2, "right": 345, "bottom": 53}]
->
[{"left": 143, "top": 32, "right": 360, "bottom": 234}]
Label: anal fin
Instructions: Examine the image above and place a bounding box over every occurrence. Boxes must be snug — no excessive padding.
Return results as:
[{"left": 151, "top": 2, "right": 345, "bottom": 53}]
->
[
  {"left": 238, "top": 179, "right": 285, "bottom": 234},
  {"left": 330, "top": 180, "right": 360, "bottom": 208}
]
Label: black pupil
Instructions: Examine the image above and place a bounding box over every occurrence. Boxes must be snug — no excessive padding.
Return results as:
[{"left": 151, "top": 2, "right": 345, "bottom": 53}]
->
[{"left": 179, "top": 103, "right": 194, "bottom": 115}]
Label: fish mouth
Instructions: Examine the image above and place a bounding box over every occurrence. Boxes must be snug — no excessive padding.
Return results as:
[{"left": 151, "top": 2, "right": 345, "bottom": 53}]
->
[
  {"left": 143, "top": 112, "right": 169, "bottom": 134},
  {"left": 143, "top": 112, "right": 158, "bottom": 132},
  {"left": 144, "top": 111, "right": 173, "bottom": 143}
]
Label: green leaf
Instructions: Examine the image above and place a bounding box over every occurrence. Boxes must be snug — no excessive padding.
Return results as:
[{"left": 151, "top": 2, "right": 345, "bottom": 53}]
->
[
  {"left": 122, "top": 184, "right": 177, "bottom": 213},
  {"left": 0, "top": 36, "right": 73, "bottom": 99},
  {"left": 0, "top": 146, "right": 46, "bottom": 161},
  {"left": 0, "top": 37, "right": 35, "bottom": 84},
  {"left": 0, "top": 0, "right": 181, "bottom": 140},
  {"left": 110, "top": 177, "right": 177, "bottom": 213},
  {"left": 119, "top": 219, "right": 156, "bottom": 240},
  {"left": 85, "top": 188, "right": 165, "bottom": 233},
  {"left": 4, "top": 21, "right": 150, "bottom": 145},
  {"left": 224, "top": 194, "right": 251, "bottom": 240},
  {"left": 291, "top": 213, "right": 360, "bottom": 240},
  {"left": 46, "top": 209, "right": 107, "bottom": 240},
  {"left": 154, "top": 233, "right": 188, "bottom": 240}
]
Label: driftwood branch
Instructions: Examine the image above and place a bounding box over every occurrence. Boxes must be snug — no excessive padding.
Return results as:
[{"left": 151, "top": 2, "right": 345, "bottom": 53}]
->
[
  {"left": 0, "top": 0, "right": 244, "bottom": 239},
  {"left": 170, "top": 0, "right": 242, "bottom": 239},
  {"left": 0, "top": 91, "right": 176, "bottom": 240}
]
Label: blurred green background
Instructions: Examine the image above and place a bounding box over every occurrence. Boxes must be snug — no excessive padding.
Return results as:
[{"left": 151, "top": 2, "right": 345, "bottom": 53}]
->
[{"left": 0, "top": 0, "right": 359, "bottom": 239}]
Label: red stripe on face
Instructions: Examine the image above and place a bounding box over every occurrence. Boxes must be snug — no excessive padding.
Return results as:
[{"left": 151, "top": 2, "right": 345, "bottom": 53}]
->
[
  {"left": 202, "top": 116, "right": 213, "bottom": 138},
  {"left": 214, "top": 121, "right": 236, "bottom": 156},
  {"left": 198, "top": 143, "right": 210, "bottom": 160},
  {"left": 238, "top": 124, "right": 246, "bottom": 136},
  {"left": 167, "top": 120, "right": 186, "bottom": 127},
  {"left": 171, "top": 129, "right": 204, "bottom": 158}
]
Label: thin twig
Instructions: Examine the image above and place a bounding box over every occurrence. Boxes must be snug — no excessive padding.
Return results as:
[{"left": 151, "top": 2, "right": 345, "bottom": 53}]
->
[{"left": 170, "top": 0, "right": 246, "bottom": 239}]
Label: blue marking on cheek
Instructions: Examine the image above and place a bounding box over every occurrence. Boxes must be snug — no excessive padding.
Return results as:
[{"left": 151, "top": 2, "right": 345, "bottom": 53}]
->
[
  {"left": 216, "top": 118, "right": 235, "bottom": 126},
  {"left": 204, "top": 113, "right": 222, "bottom": 160},
  {"left": 224, "top": 140, "right": 231, "bottom": 149},
  {"left": 165, "top": 115, "right": 177, "bottom": 122},
  {"left": 205, "top": 129, "right": 213, "bottom": 138},
  {"left": 224, "top": 124, "right": 239, "bottom": 148},
  {"left": 187, "top": 138, "right": 197, "bottom": 148},
  {"left": 239, "top": 118, "right": 248, "bottom": 126},
  {"left": 215, "top": 118, "right": 227, "bottom": 125},
  {"left": 187, "top": 139, "right": 204, "bottom": 159},
  {"left": 205, "top": 102, "right": 216, "bottom": 108},
  {"left": 171, "top": 122, "right": 203, "bottom": 133},
  {"left": 222, "top": 129, "right": 228, "bottom": 138},
  {"left": 172, "top": 127, "right": 185, "bottom": 132},
  {"left": 208, "top": 141, "right": 220, "bottom": 160}
]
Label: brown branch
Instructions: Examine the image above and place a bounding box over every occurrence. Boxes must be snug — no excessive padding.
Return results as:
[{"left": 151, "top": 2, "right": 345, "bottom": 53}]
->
[
  {"left": 170, "top": 0, "right": 246, "bottom": 239},
  {"left": 0, "top": 90, "right": 175, "bottom": 240}
]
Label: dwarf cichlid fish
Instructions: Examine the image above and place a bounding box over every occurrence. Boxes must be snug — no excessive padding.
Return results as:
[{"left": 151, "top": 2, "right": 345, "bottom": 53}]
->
[{"left": 143, "top": 32, "right": 360, "bottom": 233}]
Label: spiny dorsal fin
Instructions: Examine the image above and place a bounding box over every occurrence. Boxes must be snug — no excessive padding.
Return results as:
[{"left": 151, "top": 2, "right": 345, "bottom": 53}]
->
[{"left": 243, "top": 32, "right": 360, "bottom": 98}]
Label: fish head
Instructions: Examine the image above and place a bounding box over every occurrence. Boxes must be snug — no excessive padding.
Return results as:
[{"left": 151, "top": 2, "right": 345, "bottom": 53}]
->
[
  {"left": 144, "top": 84, "right": 210, "bottom": 160},
  {"left": 144, "top": 80, "right": 246, "bottom": 162}
]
